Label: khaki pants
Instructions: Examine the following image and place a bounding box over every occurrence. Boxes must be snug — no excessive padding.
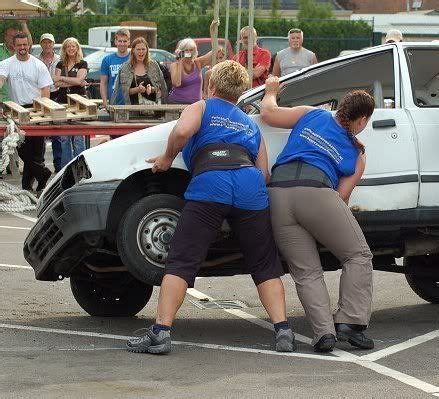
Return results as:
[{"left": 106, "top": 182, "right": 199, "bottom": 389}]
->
[{"left": 268, "top": 186, "right": 373, "bottom": 344}]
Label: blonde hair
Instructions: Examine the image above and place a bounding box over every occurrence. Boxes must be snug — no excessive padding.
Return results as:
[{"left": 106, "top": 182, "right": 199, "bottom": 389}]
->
[
  {"left": 130, "top": 37, "right": 150, "bottom": 68},
  {"left": 60, "top": 37, "right": 83, "bottom": 65},
  {"left": 209, "top": 60, "right": 250, "bottom": 102},
  {"left": 177, "top": 38, "right": 198, "bottom": 58},
  {"left": 240, "top": 26, "right": 257, "bottom": 37}
]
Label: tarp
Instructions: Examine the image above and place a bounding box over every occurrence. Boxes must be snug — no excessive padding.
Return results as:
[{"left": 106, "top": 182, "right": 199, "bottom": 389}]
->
[{"left": 0, "top": 0, "right": 46, "bottom": 16}]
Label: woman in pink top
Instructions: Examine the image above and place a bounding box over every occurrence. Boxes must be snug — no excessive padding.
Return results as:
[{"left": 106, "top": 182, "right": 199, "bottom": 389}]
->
[{"left": 168, "top": 20, "right": 219, "bottom": 104}]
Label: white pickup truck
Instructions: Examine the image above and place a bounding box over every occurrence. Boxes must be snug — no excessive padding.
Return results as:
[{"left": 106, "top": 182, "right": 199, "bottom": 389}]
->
[{"left": 23, "top": 42, "right": 439, "bottom": 316}]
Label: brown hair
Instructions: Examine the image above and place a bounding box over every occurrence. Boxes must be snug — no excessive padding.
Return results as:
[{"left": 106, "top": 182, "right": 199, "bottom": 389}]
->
[
  {"left": 335, "top": 90, "right": 375, "bottom": 154},
  {"left": 130, "top": 37, "right": 150, "bottom": 68}
]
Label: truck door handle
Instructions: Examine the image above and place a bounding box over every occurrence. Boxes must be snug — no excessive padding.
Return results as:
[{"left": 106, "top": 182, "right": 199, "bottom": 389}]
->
[{"left": 372, "top": 119, "right": 396, "bottom": 129}]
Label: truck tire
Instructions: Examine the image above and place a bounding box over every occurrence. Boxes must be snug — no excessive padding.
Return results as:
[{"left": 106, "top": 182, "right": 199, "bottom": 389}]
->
[
  {"left": 117, "top": 194, "right": 184, "bottom": 285},
  {"left": 70, "top": 274, "right": 153, "bottom": 317},
  {"left": 404, "top": 256, "right": 439, "bottom": 304}
]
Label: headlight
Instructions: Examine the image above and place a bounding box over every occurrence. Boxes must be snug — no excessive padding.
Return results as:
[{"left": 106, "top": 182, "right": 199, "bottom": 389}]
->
[{"left": 73, "top": 155, "right": 92, "bottom": 182}]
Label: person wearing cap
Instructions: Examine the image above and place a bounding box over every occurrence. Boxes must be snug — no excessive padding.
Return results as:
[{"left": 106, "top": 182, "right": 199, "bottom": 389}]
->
[
  {"left": 38, "top": 33, "right": 62, "bottom": 173},
  {"left": 272, "top": 29, "right": 317, "bottom": 77},
  {"left": 385, "top": 29, "right": 403, "bottom": 44}
]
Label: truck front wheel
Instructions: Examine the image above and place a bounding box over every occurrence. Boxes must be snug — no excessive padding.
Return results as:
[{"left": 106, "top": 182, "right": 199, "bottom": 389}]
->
[
  {"left": 404, "top": 256, "right": 439, "bottom": 304},
  {"left": 117, "top": 194, "right": 184, "bottom": 285},
  {"left": 70, "top": 273, "right": 153, "bottom": 317}
]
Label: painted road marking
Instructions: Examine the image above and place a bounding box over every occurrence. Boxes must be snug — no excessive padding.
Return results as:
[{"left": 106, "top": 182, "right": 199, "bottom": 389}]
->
[
  {"left": 0, "top": 263, "right": 32, "bottom": 270},
  {"left": 0, "top": 323, "right": 346, "bottom": 362},
  {"left": 188, "top": 287, "right": 357, "bottom": 361},
  {"left": 360, "top": 329, "right": 439, "bottom": 362},
  {"left": 10, "top": 213, "right": 37, "bottom": 223},
  {"left": 0, "top": 225, "right": 31, "bottom": 231}
]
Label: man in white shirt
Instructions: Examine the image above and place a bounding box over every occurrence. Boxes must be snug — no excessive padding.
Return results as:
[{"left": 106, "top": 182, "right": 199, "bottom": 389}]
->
[{"left": 0, "top": 32, "right": 53, "bottom": 191}]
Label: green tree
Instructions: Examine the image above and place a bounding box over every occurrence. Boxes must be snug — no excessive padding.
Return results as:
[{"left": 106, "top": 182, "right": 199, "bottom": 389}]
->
[
  {"left": 297, "top": 0, "right": 334, "bottom": 20},
  {"left": 270, "top": 0, "right": 281, "bottom": 17}
]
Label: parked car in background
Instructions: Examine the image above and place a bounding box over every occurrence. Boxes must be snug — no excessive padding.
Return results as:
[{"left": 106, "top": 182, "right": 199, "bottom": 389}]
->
[
  {"left": 256, "top": 36, "right": 289, "bottom": 71},
  {"left": 30, "top": 44, "right": 103, "bottom": 58},
  {"left": 84, "top": 48, "right": 176, "bottom": 98},
  {"left": 176, "top": 38, "right": 234, "bottom": 59}
]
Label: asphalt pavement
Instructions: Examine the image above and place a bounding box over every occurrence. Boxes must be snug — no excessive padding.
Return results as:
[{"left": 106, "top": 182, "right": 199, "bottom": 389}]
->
[{"left": 0, "top": 173, "right": 439, "bottom": 398}]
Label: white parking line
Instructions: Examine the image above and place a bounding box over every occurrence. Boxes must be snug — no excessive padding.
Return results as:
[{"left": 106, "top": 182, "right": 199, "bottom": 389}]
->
[
  {"left": 360, "top": 329, "right": 439, "bottom": 362},
  {"left": 10, "top": 213, "right": 37, "bottom": 223},
  {"left": 354, "top": 360, "right": 439, "bottom": 395},
  {"left": 0, "top": 323, "right": 346, "bottom": 362},
  {"left": 0, "top": 225, "right": 31, "bottom": 231},
  {"left": 0, "top": 263, "right": 32, "bottom": 270},
  {"left": 188, "top": 287, "right": 358, "bottom": 361}
]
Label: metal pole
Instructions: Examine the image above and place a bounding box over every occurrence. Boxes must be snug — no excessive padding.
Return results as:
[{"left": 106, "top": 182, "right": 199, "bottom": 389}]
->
[
  {"left": 236, "top": 0, "right": 242, "bottom": 55},
  {"left": 225, "top": 0, "right": 230, "bottom": 58},
  {"left": 248, "top": 0, "right": 254, "bottom": 85},
  {"left": 212, "top": 0, "right": 220, "bottom": 65}
]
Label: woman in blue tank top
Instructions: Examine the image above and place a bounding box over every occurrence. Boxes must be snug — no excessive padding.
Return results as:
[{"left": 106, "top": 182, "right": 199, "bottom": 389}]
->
[
  {"left": 261, "top": 76, "right": 375, "bottom": 353},
  {"left": 126, "top": 61, "right": 296, "bottom": 355}
]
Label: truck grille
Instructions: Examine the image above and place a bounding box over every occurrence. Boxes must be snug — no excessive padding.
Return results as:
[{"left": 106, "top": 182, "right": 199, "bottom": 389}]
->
[
  {"left": 38, "top": 178, "right": 63, "bottom": 216},
  {"left": 28, "top": 217, "right": 63, "bottom": 262}
]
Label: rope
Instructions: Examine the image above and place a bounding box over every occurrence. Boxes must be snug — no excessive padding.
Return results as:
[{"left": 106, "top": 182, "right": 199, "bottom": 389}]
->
[
  {"left": 0, "top": 118, "right": 24, "bottom": 173},
  {"left": 0, "top": 181, "right": 38, "bottom": 212},
  {"left": 0, "top": 119, "right": 37, "bottom": 212}
]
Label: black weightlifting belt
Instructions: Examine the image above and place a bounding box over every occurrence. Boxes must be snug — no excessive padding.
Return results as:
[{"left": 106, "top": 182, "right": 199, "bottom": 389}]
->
[
  {"left": 269, "top": 161, "right": 333, "bottom": 189},
  {"left": 191, "top": 143, "right": 254, "bottom": 177}
]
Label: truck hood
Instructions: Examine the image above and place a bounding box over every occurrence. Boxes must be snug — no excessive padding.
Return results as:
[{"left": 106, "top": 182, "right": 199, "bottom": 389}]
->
[{"left": 80, "top": 120, "right": 185, "bottom": 183}]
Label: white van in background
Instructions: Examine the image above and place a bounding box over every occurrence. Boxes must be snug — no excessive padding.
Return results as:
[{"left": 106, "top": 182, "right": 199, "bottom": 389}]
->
[{"left": 88, "top": 22, "right": 157, "bottom": 48}]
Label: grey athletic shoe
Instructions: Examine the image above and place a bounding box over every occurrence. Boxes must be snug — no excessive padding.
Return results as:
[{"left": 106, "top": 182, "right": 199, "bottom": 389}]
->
[
  {"left": 275, "top": 328, "right": 297, "bottom": 352},
  {"left": 126, "top": 326, "right": 171, "bottom": 354}
]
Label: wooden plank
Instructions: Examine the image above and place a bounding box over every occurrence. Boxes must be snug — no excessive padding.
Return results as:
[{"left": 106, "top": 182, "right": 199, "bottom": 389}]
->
[
  {"left": 107, "top": 104, "right": 187, "bottom": 112},
  {"left": 33, "top": 97, "right": 66, "bottom": 120},
  {"left": 25, "top": 112, "right": 98, "bottom": 125},
  {"left": 3, "top": 101, "right": 30, "bottom": 124},
  {"left": 67, "top": 94, "right": 98, "bottom": 116}
]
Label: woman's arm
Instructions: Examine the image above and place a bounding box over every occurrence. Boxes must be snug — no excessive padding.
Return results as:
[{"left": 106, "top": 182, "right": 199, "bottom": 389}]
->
[
  {"left": 337, "top": 153, "right": 366, "bottom": 204},
  {"left": 170, "top": 61, "right": 183, "bottom": 87},
  {"left": 254, "top": 136, "right": 270, "bottom": 183},
  {"left": 260, "top": 76, "right": 314, "bottom": 129},
  {"left": 196, "top": 19, "right": 220, "bottom": 68},
  {"left": 60, "top": 67, "right": 87, "bottom": 86}
]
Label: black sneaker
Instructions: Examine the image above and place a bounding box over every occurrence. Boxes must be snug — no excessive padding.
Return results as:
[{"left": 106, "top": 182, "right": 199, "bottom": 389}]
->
[
  {"left": 314, "top": 334, "right": 336, "bottom": 353},
  {"left": 126, "top": 326, "right": 171, "bottom": 354},
  {"left": 335, "top": 323, "right": 374, "bottom": 349}
]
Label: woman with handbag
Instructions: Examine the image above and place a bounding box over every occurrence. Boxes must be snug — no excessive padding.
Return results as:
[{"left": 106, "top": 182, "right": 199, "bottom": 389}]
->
[
  {"left": 111, "top": 37, "right": 168, "bottom": 107},
  {"left": 54, "top": 37, "right": 87, "bottom": 168}
]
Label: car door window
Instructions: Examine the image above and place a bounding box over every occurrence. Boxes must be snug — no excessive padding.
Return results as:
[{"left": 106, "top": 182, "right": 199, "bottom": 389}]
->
[
  {"left": 242, "top": 49, "right": 396, "bottom": 111},
  {"left": 277, "top": 50, "right": 396, "bottom": 110},
  {"left": 405, "top": 48, "right": 439, "bottom": 108}
]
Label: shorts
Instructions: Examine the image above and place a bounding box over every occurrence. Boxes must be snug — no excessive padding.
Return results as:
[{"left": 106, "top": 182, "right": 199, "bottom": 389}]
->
[{"left": 165, "top": 201, "right": 284, "bottom": 288}]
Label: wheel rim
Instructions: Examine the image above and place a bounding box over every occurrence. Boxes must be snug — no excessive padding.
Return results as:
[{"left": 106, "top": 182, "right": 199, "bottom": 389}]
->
[{"left": 136, "top": 208, "right": 180, "bottom": 267}]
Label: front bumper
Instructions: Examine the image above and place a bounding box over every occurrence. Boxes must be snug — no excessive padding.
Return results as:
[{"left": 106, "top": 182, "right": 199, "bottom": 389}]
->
[{"left": 23, "top": 181, "right": 121, "bottom": 281}]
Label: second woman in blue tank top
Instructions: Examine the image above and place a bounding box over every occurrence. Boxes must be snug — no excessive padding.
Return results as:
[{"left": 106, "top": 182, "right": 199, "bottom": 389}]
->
[{"left": 261, "top": 75, "right": 376, "bottom": 354}]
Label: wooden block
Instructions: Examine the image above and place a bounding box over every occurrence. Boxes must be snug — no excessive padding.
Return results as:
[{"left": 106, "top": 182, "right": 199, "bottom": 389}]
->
[
  {"left": 3, "top": 101, "right": 30, "bottom": 124},
  {"left": 112, "top": 109, "right": 130, "bottom": 123},
  {"left": 33, "top": 97, "right": 66, "bottom": 120},
  {"left": 67, "top": 94, "right": 98, "bottom": 116}
]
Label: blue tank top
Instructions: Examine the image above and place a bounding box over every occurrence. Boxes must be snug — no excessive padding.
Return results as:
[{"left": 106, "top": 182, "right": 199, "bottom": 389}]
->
[
  {"left": 274, "top": 109, "right": 359, "bottom": 189},
  {"left": 182, "top": 98, "right": 268, "bottom": 210}
]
